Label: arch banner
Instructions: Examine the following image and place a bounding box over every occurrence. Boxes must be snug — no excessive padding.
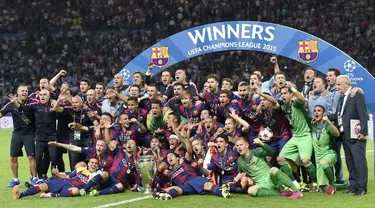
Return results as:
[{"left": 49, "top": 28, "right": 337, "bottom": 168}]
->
[{"left": 110, "top": 21, "right": 375, "bottom": 113}]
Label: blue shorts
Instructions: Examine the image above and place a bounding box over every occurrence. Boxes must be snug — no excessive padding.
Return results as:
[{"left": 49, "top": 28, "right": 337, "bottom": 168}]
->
[
  {"left": 47, "top": 179, "right": 73, "bottom": 193},
  {"left": 220, "top": 175, "right": 234, "bottom": 185},
  {"left": 180, "top": 176, "right": 208, "bottom": 195},
  {"left": 101, "top": 175, "right": 120, "bottom": 189}
]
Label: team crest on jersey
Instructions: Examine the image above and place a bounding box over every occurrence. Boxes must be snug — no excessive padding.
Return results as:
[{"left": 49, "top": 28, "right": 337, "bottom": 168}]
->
[
  {"left": 151, "top": 46, "right": 170, "bottom": 68},
  {"left": 297, "top": 40, "right": 319, "bottom": 63}
]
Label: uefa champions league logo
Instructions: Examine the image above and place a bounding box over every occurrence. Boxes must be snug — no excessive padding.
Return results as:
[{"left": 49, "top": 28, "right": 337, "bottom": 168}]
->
[
  {"left": 344, "top": 60, "right": 356, "bottom": 73},
  {"left": 120, "top": 69, "right": 131, "bottom": 85}
]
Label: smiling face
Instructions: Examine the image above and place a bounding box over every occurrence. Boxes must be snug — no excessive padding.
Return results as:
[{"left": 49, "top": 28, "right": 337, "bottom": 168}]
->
[
  {"left": 181, "top": 93, "right": 193, "bottom": 108},
  {"left": 127, "top": 100, "right": 138, "bottom": 113},
  {"left": 129, "top": 86, "right": 140, "bottom": 97},
  {"left": 235, "top": 138, "right": 249, "bottom": 156},
  {"left": 147, "top": 86, "right": 158, "bottom": 100},
  {"left": 132, "top": 73, "right": 143, "bottom": 86},
  {"left": 118, "top": 114, "right": 130, "bottom": 128},
  {"left": 17, "top": 85, "right": 28, "bottom": 101},
  {"left": 114, "top": 74, "right": 124, "bottom": 88},
  {"left": 87, "top": 158, "right": 99, "bottom": 173}
]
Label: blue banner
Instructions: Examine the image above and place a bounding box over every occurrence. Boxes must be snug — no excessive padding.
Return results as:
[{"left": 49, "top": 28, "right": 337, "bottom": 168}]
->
[{"left": 110, "top": 21, "right": 375, "bottom": 113}]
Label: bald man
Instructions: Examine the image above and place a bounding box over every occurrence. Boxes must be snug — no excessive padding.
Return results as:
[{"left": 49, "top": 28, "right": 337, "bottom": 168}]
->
[
  {"left": 113, "top": 74, "right": 126, "bottom": 94},
  {"left": 54, "top": 96, "right": 93, "bottom": 171},
  {"left": 2, "top": 85, "right": 37, "bottom": 187},
  {"left": 336, "top": 75, "right": 369, "bottom": 196},
  {"left": 9, "top": 89, "right": 59, "bottom": 184}
]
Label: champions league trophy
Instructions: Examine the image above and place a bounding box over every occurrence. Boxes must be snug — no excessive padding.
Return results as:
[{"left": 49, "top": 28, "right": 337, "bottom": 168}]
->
[{"left": 138, "top": 149, "right": 158, "bottom": 194}]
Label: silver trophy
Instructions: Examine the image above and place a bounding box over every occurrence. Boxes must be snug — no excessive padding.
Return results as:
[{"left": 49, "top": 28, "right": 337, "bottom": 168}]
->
[{"left": 138, "top": 152, "right": 157, "bottom": 194}]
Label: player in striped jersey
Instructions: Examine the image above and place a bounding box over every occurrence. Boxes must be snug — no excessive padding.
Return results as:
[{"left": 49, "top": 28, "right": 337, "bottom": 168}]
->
[
  {"left": 256, "top": 89, "right": 292, "bottom": 166},
  {"left": 237, "top": 81, "right": 262, "bottom": 146},
  {"left": 12, "top": 157, "right": 100, "bottom": 199},
  {"left": 216, "top": 89, "right": 240, "bottom": 124},
  {"left": 201, "top": 134, "right": 247, "bottom": 193},
  {"left": 49, "top": 139, "right": 113, "bottom": 172},
  {"left": 204, "top": 74, "right": 221, "bottom": 116},
  {"left": 153, "top": 132, "right": 230, "bottom": 200}
]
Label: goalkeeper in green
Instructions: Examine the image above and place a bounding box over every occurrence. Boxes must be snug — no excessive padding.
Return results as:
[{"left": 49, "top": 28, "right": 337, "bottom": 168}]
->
[
  {"left": 235, "top": 137, "right": 303, "bottom": 199},
  {"left": 276, "top": 82, "right": 317, "bottom": 190}
]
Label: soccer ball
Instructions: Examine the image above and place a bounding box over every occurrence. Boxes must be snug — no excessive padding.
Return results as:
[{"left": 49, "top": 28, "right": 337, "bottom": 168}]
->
[
  {"left": 259, "top": 127, "right": 273, "bottom": 142},
  {"left": 344, "top": 60, "right": 356, "bottom": 73}
]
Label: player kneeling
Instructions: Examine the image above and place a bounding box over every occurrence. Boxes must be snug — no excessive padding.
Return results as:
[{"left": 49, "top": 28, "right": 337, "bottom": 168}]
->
[
  {"left": 12, "top": 158, "right": 100, "bottom": 199},
  {"left": 236, "top": 137, "right": 303, "bottom": 200},
  {"left": 311, "top": 105, "right": 342, "bottom": 195}
]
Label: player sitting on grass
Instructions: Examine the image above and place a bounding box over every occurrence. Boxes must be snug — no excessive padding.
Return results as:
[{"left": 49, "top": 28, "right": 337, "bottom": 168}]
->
[
  {"left": 153, "top": 130, "right": 230, "bottom": 200},
  {"left": 235, "top": 137, "right": 303, "bottom": 199},
  {"left": 12, "top": 157, "right": 100, "bottom": 199}
]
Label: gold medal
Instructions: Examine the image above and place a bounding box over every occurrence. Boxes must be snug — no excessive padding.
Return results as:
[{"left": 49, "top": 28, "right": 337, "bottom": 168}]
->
[
  {"left": 316, "top": 141, "right": 321, "bottom": 146},
  {"left": 221, "top": 170, "right": 225, "bottom": 175},
  {"left": 127, "top": 169, "right": 131, "bottom": 174}
]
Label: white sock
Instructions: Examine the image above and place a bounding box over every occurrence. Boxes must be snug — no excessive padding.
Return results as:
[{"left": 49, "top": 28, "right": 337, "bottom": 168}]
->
[
  {"left": 293, "top": 180, "right": 300, "bottom": 189},
  {"left": 13, "top": 178, "right": 19, "bottom": 181}
]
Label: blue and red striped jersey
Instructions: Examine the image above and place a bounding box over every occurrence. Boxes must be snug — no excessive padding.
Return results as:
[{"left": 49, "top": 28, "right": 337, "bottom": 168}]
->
[
  {"left": 168, "top": 158, "right": 198, "bottom": 186},
  {"left": 208, "top": 147, "right": 239, "bottom": 184},
  {"left": 81, "top": 147, "right": 113, "bottom": 171},
  {"left": 109, "top": 147, "right": 130, "bottom": 183}
]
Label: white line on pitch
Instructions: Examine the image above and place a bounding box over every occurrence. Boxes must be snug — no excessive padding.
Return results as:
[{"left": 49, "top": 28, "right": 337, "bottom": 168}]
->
[
  {"left": 340, "top": 150, "right": 374, "bottom": 158},
  {"left": 94, "top": 195, "right": 153, "bottom": 208}
]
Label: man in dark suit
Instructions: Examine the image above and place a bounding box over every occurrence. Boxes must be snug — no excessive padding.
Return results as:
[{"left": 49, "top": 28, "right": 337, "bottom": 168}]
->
[
  {"left": 336, "top": 75, "right": 368, "bottom": 196},
  {"left": 301, "top": 67, "right": 316, "bottom": 100}
]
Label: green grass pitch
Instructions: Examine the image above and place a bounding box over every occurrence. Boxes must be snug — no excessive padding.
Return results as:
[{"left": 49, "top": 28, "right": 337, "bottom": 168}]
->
[{"left": 0, "top": 129, "right": 374, "bottom": 208}]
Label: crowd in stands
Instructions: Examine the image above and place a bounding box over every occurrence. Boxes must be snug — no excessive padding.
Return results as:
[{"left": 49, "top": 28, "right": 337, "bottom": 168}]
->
[{"left": 1, "top": 0, "right": 374, "bottom": 107}]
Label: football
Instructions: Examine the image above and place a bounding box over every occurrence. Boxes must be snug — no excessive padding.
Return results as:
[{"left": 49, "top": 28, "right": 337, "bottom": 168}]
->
[{"left": 259, "top": 127, "right": 273, "bottom": 142}]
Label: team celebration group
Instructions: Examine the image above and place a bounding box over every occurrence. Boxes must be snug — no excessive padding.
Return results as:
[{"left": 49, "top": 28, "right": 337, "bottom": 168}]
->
[{"left": 2, "top": 56, "right": 370, "bottom": 200}]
